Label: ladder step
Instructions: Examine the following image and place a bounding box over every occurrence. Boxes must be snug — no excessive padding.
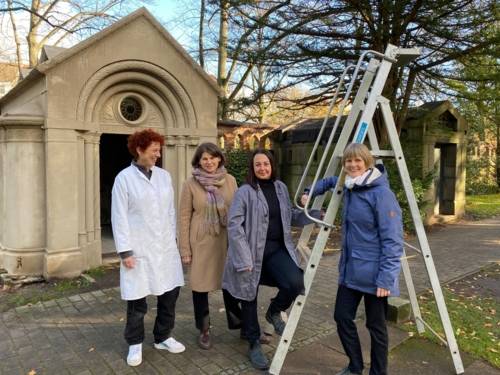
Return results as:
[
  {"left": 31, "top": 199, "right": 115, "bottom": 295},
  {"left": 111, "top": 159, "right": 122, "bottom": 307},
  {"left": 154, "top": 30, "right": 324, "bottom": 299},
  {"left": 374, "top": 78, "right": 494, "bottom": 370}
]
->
[{"left": 371, "top": 150, "right": 395, "bottom": 157}]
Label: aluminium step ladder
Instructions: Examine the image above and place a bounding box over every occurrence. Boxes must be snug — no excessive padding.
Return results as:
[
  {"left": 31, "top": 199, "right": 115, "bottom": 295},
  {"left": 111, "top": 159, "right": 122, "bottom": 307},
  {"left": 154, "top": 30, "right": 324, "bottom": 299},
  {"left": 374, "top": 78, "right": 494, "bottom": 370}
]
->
[{"left": 269, "top": 44, "right": 464, "bottom": 375}]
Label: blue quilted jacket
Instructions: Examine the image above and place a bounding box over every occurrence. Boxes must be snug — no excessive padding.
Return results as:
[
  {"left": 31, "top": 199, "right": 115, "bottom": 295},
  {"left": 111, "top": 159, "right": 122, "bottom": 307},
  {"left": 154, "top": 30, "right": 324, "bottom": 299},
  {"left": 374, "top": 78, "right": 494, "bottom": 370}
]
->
[{"left": 310, "top": 165, "right": 403, "bottom": 296}]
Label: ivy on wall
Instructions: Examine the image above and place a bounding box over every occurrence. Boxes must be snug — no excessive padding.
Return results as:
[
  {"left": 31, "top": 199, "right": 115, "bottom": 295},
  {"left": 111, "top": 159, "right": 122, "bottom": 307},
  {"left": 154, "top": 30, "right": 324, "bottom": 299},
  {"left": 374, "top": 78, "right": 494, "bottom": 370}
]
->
[{"left": 225, "top": 149, "right": 250, "bottom": 186}]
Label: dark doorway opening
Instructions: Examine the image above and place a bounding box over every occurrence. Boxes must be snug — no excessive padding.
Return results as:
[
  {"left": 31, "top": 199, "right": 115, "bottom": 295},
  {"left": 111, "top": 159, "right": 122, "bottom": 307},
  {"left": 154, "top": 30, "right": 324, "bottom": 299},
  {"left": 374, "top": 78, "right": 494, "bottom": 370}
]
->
[
  {"left": 100, "top": 134, "right": 130, "bottom": 253},
  {"left": 437, "top": 143, "right": 457, "bottom": 215}
]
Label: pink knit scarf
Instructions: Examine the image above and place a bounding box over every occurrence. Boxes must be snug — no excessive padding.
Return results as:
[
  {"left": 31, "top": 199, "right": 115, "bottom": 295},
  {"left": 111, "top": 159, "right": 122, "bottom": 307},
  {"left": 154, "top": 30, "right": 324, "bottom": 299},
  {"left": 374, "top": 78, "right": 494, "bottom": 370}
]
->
[{"left": 192, "top": 166, "right": 227, "bottom": 235}]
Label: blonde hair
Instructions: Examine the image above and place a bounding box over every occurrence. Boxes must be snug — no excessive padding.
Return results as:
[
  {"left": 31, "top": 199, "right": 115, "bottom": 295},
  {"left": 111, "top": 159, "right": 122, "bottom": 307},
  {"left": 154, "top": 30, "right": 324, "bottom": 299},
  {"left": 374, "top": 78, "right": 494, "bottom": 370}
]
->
[{"left": 341, "top": 143, "right": 374, "bottom": 168}]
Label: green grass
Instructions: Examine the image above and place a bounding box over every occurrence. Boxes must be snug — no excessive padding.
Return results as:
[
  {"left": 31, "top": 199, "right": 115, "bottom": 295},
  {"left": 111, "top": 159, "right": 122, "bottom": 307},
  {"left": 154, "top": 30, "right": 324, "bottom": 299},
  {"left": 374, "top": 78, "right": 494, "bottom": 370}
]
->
[
  {"left": 466, "top": 193, "right": 500, "bottom": 218},
  {"left": 84, "top": 266, "right": 107, "bottom": 279},
  {"left": 401, "top": 288, "right": 500, "bottom": 368},
  {"left": 1, "top": 266, "right": 109, "bottom": 311}
]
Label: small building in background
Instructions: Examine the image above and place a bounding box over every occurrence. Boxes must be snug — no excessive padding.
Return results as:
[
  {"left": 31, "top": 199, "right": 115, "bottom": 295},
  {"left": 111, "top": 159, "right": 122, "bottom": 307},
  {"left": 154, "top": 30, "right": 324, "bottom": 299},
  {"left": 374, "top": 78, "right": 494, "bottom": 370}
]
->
[
  {"left": 270, "top": 101, "right": 468, "bottom": 225},
  {"left": 403, "top": 100, "right": 468, "bottom": 224},
  {"left": 217, "top": 119, "right": 275, "bottom": 150}
]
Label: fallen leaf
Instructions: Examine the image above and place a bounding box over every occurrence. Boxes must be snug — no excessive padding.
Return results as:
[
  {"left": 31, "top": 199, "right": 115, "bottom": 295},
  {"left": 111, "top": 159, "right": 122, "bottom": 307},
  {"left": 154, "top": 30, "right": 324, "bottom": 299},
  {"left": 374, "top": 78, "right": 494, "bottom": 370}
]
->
[
  {"left": 28, "top": 370, "right": 36, "bottom": 375},
  {"left": 88, "top": 347, "right": 95, "bottom": 352}
]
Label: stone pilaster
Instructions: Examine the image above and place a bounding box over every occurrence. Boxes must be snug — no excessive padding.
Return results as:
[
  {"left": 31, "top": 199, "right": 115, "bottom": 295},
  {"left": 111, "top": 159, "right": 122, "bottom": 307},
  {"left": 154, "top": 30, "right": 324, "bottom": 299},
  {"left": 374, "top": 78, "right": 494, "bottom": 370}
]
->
[{"left": 43, "top": 127, "right": 82, "bottom": 279}]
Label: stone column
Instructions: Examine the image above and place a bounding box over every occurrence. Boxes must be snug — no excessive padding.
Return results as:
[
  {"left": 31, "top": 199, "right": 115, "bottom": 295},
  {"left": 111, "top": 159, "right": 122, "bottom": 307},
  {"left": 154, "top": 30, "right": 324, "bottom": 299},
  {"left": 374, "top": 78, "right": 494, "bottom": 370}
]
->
[
  {"left": 0, "top": 127, "right": 4, "bottom": 269},
  {"left": 89, "top": 132, "right": 102, "bottom": 268},
  {"left": 77, "top": 135, "right": 87, "bottom": 248},
  {"left": 85, "top": 135, "right": 95, "bottom": 243},
  {"left": 2, "top": 127, "right": 46, "bottom": 275},
  {"left": 44, "top": 127, "right": 82, "bottom": 278}
]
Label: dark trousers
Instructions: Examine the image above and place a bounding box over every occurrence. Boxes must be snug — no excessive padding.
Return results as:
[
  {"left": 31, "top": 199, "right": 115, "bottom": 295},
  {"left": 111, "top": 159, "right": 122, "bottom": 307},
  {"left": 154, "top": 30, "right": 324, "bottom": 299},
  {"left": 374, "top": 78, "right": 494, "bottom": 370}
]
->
[
  {"left": 223, "top": 249, "right": 304, "bottom": 345},
  {"left": 124, "top": 287, "right": 180, "bottom": 345},
  {"left": 192, "top": 291, "right": 210, "bottom": 331},
  {"left": 260, "top": 249, "right": 304, "bottom": 316},
  {"left": 333, "top": 285, "right": 388, "bottom": 375},
  {"left": 222, "top": 288, "right": 243, "bottom": 330}
]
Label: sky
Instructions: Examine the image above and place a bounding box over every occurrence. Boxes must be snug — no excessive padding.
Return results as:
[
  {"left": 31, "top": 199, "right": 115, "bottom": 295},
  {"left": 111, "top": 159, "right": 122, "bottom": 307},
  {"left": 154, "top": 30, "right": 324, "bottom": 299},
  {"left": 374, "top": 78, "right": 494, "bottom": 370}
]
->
[
  {"left": 0, "top": 1, "right": 199, "bottom": 64},
  {"left": 143, "top": 1, "right": 200, "bottom": 50}
]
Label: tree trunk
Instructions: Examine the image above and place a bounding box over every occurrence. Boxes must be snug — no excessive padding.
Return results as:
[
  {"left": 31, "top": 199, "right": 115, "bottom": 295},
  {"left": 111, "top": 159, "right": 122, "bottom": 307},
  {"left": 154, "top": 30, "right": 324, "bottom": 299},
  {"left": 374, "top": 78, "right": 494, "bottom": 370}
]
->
[
  {"left": 7, "top": 0, "right": 23, "bottom": 77},
  {"left": 27, "top": 0, "right": 41, "bottom": 67},
  {"left": 217, "top": 0, "right": 229, "bottom": 120},
  {"left": 496, "top": 103, "right": 500, "bottom": 188},
  {"left": 396, "top": 68, "right": 417, "bottom": 134},
  {"left": 198, "top": 0, "right": 205, "bottom": 69}
]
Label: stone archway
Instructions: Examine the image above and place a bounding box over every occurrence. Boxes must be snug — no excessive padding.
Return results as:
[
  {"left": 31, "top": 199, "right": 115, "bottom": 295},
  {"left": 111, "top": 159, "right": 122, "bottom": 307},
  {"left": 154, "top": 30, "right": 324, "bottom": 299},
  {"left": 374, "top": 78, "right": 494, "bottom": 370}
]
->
[{"left": 75, "top": 60, "right": 202, "bottom": 260}]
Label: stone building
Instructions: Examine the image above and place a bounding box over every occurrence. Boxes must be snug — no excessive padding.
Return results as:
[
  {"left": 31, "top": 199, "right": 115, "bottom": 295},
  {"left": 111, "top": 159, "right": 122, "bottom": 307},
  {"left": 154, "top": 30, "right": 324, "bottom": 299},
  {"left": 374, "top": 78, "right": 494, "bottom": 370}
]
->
[
  {"left": 0, "top": 8, "right": 219, "bottom": 278},
  {"left": 217, "top": 119, "right": 275, "bottom": 150},
  {"left": 403, "top": 100, "right": 468, "bottom": 223},
  {"left": 274, "top": 100, "right": 468, "bottom": 224}
]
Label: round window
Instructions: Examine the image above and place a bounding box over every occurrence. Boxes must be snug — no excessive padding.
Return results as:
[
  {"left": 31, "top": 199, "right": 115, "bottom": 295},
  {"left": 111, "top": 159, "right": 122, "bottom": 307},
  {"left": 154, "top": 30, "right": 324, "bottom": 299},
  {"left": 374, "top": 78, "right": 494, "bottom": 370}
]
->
[{"left": 119, "top": 96, "right": 143, "bottom": 122}]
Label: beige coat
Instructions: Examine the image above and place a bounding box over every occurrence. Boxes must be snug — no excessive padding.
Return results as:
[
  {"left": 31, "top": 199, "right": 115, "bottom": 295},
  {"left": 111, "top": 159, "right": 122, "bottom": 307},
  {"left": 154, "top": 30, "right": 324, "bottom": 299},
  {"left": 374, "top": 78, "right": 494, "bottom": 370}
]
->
[{"left": 178, "top": 174, "right": 237, "bottom": 292}]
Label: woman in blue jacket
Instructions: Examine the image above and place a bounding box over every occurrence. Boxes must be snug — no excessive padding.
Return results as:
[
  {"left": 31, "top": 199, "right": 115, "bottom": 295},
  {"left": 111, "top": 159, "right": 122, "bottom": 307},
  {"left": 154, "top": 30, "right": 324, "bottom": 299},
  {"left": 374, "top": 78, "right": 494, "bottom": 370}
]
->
[{"left": 302, "top": 143, "right": 403, "bottom": 375}]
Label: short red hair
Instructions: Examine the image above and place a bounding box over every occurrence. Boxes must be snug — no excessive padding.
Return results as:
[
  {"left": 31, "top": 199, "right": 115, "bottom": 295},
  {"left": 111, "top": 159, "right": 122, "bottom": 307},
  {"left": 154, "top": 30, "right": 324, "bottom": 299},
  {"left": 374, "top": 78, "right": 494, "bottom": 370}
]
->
[{"left": 127, "top": 129, "right": 165, "bottom": 158}]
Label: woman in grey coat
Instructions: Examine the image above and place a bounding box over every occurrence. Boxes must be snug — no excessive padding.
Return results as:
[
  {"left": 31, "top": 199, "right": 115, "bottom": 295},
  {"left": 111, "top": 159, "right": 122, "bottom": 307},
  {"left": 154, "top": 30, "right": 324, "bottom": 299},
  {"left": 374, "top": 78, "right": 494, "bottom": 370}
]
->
[{"left": 222, "top": 149, "right": 314, "bottom": 371}]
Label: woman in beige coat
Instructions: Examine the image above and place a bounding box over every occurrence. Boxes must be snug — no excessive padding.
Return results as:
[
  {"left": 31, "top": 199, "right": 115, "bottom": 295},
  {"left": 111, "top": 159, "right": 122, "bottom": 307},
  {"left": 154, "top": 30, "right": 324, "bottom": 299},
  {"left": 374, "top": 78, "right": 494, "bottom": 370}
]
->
[{"left": 179, "top": 142, "right": 237, "bottom": 350}]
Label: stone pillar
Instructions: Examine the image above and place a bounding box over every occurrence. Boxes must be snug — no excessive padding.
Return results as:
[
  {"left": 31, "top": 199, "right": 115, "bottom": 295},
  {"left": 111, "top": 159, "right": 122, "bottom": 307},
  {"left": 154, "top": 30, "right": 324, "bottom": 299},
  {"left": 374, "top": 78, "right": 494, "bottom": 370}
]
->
[
  {"left": 455, "top": 141, "right": 466, "bottom": 218},
  {"left": 2, "top": 127, "right": 46, "bottom": 275},
  {"left": 44, "top": 127, "right": 82, "bottom": 278},
  {"left": 89, "top": 132, "right": 102, "bottom": 268},
  {"left": 85, "top": 136, "right": 95, "bottom": 243},
  {"left": 77, "top": 135, "right": 87, "bottom": 248},
  {"left": 0, "top": 126, "right": 4, "bottom": 269},
  {"left": 164, "top": 134, "right": 199, "bottom": 203}
]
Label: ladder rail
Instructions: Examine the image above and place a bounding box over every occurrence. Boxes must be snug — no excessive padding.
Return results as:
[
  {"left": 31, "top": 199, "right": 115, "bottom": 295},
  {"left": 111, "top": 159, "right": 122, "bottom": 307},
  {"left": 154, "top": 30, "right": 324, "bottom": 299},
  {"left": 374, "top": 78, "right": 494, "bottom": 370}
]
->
[
  {"left": 379, "top": 98, "right": 464, "bottom": 373},
  {"left": 294, "top": 50, "right": 379, "bottom": 212},
  {"left": 302, "top": 47, "right": 398, "bottom": 226},
  {"left": 292, "top": 64, "right": 355, "bottom": 210},
  {"left": 295, "top": 58, "right": 382, "bottom": 258}
]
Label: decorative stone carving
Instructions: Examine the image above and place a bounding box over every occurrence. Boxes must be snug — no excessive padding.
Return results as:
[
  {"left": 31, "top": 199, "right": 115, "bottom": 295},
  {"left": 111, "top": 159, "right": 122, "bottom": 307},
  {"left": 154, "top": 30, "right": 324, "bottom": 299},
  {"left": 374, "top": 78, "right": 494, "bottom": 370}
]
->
[{"left": 77, "top": 61, "right": 197, "bottom": 129}]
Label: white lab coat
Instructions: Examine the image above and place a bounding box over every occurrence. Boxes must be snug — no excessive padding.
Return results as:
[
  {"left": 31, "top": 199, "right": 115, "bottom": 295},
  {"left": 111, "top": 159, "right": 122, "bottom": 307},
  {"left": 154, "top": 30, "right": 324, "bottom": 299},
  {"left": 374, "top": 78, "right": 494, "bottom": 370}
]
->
[{"left": 111, "top": 164, "right": 184, "bottom": 300}]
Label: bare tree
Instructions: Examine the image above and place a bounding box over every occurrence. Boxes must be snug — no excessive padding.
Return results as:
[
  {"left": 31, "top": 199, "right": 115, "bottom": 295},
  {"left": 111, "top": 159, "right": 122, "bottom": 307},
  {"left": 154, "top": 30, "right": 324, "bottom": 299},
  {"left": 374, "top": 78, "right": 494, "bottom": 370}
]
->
[{"left": 2, "top": 0, "right": 140, "bottom": 69}]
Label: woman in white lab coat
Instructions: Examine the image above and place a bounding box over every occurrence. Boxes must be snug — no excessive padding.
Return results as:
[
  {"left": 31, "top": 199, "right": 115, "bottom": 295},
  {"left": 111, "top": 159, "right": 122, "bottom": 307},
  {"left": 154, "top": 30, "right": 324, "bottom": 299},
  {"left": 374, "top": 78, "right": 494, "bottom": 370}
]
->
[{"left": 111, "top": 129, "right": 185, "bottom": 367}]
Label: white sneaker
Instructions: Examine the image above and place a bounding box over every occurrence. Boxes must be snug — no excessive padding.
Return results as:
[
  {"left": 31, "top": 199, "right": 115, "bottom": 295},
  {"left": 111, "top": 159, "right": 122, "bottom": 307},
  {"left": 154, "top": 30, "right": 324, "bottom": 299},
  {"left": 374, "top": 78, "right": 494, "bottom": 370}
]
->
[
  {"left": 127, "top": 343, "right": 142, "bottom": 366},
  {"left": 154, "top": 337, "right": 186, "bottom": 353}
]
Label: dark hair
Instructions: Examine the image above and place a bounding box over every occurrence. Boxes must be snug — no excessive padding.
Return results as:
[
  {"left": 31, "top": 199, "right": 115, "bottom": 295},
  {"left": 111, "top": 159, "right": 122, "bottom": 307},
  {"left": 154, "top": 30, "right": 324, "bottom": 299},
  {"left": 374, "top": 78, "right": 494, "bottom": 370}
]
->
[
  {"left": 246, "top": 149, "right": 277, "bottom": 189},
  {"left": 127, "top": 129, "right": 165, "bottom": 158},
  {"left": 191, "top": 142, "right": 226, "bottom": 168}
]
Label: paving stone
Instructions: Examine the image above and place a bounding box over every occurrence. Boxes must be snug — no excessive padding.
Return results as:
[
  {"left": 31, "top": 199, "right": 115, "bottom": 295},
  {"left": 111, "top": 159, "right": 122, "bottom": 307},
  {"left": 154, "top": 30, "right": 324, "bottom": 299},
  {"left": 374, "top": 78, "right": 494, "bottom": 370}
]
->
[
  {"left": 0, "top": 218, "right": 498, "bottom": 374},
  {"left": 69, "top": 295, "right": 83, "bottom": 302}
]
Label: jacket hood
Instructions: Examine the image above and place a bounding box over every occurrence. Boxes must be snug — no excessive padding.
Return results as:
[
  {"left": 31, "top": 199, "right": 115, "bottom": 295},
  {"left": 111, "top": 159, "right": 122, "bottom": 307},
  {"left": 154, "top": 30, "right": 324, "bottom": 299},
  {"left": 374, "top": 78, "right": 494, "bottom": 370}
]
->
[{"left": 352, "top": 164, "right": 389, "bottom": 189}]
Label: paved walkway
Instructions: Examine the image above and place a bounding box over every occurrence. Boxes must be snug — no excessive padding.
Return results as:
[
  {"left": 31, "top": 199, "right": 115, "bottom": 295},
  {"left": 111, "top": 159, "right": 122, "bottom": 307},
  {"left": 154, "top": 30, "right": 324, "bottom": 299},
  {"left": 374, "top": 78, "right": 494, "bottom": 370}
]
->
[{"left": 1, "top": 218, "right": 499, "bottom": 374}]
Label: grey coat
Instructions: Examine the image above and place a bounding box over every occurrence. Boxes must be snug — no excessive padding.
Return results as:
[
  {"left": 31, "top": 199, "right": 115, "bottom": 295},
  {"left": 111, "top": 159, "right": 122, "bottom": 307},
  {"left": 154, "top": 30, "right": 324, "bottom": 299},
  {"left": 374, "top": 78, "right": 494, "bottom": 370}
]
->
[{"left": 222, "top": 180, "right": 313, "bottom": 301}]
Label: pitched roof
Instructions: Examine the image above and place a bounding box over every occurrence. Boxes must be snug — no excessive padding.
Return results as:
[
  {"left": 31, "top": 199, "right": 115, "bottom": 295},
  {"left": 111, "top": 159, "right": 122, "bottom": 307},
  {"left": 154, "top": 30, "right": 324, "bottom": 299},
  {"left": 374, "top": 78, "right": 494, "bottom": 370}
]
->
[
  {"left": 39, "top": 45, "right": 67, "bottom": 63},
  {"left": 282, "top": 116, "right": 347, "bottom": 143},
  {"left": 218, "top": 119, "right": 274, "bottom": 129},
  {"left": 406, "top": 100, "right": 451, "bottom": 120}
]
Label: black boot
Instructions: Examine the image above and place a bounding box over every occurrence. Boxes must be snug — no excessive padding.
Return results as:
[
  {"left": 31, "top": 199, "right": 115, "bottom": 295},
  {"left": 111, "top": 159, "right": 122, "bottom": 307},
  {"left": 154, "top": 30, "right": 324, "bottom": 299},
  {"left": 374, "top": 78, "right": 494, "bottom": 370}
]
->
[
  {"left": 265, "top": 308, "right": 286, "bottom": 336},
  {"left": 248, "top": 341, "right": 269, "bottom": 370}
]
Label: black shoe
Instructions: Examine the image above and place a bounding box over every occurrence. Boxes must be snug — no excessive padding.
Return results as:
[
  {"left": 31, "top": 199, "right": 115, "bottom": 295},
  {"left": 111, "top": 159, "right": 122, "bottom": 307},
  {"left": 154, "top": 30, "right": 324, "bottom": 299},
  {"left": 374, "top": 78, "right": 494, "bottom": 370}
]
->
[
  {"left": 248, "top": 342, "right": 269, "bottom": 370},
  {"left": 335, "top": 366, "right": 363, "bottom": 375},
  {"left": 265, "top": 309, "right": 286, "bottom": 336}
]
